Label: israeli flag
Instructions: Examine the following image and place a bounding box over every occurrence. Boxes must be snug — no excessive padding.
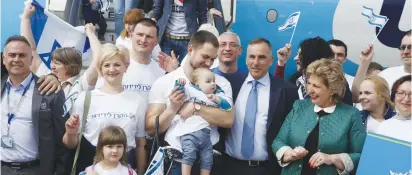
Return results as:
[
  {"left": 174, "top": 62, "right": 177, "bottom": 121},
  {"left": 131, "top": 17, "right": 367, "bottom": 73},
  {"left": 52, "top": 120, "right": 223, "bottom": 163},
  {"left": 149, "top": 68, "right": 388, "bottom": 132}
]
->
[
  {"left": 278, "top": 11, "right": 300, "bottom": 32},
  {"left": 29, "top": 0, "right": 90, "bottom": 69},
  {"left": 362, "top": 6, "right": 389, "bottom": 29},
  {"left": 145, "top": 147, "right": 165, "bottom": 175}
]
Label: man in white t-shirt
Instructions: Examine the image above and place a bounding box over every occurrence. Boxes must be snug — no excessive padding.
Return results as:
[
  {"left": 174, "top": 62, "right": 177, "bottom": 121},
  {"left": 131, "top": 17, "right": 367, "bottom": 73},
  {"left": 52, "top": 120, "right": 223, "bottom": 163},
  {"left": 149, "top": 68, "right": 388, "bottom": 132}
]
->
[
  {"left": 378, "top": 31, "right": 411, "bottom": 90},
  {"left": 146, "top": 31, "right": 234, "bottom": 175},
  {"left": 327, "top": 39, "right": 354, "bottom": 90},
  {"left": 94, "top": 18, "right": 165, "bottom": 101}
]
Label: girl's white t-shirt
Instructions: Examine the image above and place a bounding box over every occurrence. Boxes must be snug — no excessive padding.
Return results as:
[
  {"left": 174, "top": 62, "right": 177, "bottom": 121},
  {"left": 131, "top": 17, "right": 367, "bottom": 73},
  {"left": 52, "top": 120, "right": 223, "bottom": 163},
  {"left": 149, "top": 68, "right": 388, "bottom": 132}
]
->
[
  {"left": 75, "top": 89, "right": 148, "bottom": 151},
  {"left": 90, "top": 162, "right": 137, "bottom": 175}
]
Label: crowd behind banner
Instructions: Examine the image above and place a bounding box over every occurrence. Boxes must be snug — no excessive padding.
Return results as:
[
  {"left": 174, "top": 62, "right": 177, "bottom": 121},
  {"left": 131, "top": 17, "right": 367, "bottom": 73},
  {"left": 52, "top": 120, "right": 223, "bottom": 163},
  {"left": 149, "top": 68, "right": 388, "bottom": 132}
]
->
[{"left": 0, "top": 0, "right": 411, "bottom": 175}]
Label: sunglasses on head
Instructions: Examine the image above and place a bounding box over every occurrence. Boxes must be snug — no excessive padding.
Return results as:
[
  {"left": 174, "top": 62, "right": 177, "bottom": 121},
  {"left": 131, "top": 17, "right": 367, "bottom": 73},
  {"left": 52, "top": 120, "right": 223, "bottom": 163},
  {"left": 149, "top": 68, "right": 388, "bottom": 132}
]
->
[{"left": 399, "top": 45, "right": 411, "bottom": 50}]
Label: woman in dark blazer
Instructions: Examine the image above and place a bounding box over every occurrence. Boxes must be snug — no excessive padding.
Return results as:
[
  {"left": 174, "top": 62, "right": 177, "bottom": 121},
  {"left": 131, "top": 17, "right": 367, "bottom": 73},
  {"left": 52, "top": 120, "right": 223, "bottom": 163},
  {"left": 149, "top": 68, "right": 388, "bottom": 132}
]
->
[{"left": 272, "top": 59, "right": 366, "bottom": 175}]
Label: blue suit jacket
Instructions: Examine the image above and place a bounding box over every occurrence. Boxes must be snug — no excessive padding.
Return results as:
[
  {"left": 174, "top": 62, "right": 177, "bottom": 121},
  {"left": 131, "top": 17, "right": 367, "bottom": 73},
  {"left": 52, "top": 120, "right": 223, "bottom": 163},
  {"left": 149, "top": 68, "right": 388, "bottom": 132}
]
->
[
  {"left": 216, "top": 72, "right": 299, "bottom": 174},
  {"left": 151, "top": 0, "right": 208, "bottom": 42}
]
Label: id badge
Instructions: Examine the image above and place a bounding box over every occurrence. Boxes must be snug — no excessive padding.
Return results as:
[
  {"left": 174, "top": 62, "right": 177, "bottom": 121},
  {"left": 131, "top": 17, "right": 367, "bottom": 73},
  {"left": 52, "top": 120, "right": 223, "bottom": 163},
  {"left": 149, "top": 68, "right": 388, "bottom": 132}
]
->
[{"left": 1, "top": 135, "right": 13, "bottom": 148}]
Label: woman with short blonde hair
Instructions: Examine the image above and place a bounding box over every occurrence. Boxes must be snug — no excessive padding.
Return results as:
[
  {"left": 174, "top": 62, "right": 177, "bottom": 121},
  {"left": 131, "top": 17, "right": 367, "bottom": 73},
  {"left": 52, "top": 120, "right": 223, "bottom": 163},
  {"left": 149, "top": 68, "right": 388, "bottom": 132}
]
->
[
  {"left": 96, "top": 44, "right": 130, "bottom": 74},
  {"left": 273, "top": 58, "right": 366, "bottom": 175},
  {"left": 305, "top": 58, "right": 346, "bottom": 103},
  {"left": 63, "top": 43, "right": 148, "bottom": 175}
]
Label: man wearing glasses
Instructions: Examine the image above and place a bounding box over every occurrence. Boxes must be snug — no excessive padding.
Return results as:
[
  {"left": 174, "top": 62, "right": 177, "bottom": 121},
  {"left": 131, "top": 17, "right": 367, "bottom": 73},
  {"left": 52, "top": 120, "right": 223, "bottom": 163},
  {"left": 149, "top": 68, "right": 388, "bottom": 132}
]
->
[
  {"left": 378, "top": 30, "right": 411, "bottom": 90},
  {"left": 351, "top": 31, "right": 411, "bottom": 103}
]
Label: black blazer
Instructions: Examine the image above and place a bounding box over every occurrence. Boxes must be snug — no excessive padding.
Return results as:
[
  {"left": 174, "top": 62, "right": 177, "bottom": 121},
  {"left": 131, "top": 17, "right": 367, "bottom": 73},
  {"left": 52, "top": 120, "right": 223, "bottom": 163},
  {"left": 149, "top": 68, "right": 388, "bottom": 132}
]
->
[
  {"left": 218, "top": 72, "right": 299, "bottom": 174},
  {"left": 1, "top": 74, "right": 69, "bottom": 175}
]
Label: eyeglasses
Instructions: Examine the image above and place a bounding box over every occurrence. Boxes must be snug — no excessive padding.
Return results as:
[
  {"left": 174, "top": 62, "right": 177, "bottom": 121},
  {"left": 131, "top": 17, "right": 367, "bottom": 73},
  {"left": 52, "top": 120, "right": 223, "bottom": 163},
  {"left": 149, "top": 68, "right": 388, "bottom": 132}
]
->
[
  {"left": 398, "top": 45, "right": 411, "bottom": 51},
  {"left": 396, "top": 91, "right": 412, "bottom": 99}
]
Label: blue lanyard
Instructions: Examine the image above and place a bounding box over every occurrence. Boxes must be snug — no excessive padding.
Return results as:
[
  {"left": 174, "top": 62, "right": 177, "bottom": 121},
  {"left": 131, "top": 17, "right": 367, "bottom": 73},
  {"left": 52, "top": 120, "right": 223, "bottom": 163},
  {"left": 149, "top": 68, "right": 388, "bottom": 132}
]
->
[{"left": 6, "top": 76, "right": 34, "bottom": 126}]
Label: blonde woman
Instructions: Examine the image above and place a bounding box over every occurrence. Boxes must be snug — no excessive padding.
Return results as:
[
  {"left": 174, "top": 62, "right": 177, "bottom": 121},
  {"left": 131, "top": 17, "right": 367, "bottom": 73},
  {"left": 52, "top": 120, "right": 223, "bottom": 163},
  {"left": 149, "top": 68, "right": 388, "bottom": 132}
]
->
[
  {"left": 63, "top": 44, "right": 147, "bottom": 175},
  {"left": 358, "top": 76, "right": 395, "bottom": 132},
  {"left": 272, "top": 59, "right": 366, "bottom": 175}
]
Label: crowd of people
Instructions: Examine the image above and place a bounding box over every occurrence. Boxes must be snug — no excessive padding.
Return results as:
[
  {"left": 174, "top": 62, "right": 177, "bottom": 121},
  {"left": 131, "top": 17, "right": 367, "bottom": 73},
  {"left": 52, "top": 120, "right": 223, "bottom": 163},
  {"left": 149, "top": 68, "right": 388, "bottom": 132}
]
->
[{"left": 1, "top": 0, "right": 411, "bottom": 175}]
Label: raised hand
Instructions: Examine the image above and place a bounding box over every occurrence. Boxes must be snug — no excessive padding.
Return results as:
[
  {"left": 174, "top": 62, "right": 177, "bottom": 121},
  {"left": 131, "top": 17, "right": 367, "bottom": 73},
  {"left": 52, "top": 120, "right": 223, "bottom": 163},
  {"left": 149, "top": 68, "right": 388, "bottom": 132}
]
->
[
  {"left": 360, "top": 44, "right": 374, "bottom": 64},
  {"left": 22, "top": 4, "right": 36, "bottom": 19},
  {"left": 277, "top": 44, "right": 292, "bottom": 66},
  {"left": 85, "top": 23, "right": 97, "bottom": 36},
  {"left": 158, "top": 51, "right": 179, "bottom": 72},
  {"left": 209, "top": 8, "right": 223, "bottom": 17}
]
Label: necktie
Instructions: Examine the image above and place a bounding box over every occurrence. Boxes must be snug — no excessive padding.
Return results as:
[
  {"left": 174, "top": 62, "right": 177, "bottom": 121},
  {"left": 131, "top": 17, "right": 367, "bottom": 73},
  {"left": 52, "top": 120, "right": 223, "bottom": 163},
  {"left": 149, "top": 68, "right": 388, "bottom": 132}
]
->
[
  {"left": 241, "top": 80, "right": 259, "bottom": 159},
  {"left": 297, "top": 79, "right": 309, "bottom": 99}
]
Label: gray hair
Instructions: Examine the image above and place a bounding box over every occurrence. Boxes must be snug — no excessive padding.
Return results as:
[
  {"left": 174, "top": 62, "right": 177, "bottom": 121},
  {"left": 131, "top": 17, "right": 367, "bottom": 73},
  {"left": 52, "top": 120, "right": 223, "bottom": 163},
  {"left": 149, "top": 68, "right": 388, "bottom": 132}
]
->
[{"left": 219, "top": 31, "right": 241, "bottom": 45}]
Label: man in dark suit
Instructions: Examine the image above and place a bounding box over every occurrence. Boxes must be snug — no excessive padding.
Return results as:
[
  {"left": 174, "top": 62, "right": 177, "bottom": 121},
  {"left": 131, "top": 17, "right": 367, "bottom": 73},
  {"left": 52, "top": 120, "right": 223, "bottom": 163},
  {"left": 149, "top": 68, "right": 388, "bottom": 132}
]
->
[
  {"left": 1, "top": 35, "right": 68, "bottom": 175},
  {"left": 222, "top": 38, "right": 298, "bottom": 175}
]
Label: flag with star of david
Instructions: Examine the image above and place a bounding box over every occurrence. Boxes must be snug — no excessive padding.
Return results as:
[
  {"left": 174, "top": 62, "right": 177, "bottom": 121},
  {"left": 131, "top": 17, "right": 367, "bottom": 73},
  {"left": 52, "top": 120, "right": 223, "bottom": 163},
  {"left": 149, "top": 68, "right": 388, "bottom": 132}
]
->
[{"left": 29, "top": 0, "right": 90, "bottom": 69}]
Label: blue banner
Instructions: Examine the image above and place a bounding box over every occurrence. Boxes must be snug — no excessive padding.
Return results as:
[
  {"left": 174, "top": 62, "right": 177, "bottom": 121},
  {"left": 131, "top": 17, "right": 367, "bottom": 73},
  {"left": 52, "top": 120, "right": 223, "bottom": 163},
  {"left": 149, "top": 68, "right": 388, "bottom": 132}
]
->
[{"left": 357, "top": 133, "right": 411, "bottom": 175}]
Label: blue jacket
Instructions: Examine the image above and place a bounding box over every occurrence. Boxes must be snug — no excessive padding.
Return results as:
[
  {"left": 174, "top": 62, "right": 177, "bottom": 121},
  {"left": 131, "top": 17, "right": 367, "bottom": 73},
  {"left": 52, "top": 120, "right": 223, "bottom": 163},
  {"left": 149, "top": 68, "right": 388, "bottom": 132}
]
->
[
  {"left": 151, "top": 0, "right": 208, "bottom": 42},
  {"left": 360, "top": 103, "right": 396, "bottom": 125}
]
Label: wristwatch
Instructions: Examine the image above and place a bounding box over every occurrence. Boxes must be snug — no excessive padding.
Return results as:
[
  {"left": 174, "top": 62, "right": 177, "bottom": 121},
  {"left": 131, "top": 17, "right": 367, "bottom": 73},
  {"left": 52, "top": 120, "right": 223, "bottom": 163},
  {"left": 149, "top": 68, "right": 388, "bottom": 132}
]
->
[{"left": 194, "top": 103, "right": 201, "bottom": 115}]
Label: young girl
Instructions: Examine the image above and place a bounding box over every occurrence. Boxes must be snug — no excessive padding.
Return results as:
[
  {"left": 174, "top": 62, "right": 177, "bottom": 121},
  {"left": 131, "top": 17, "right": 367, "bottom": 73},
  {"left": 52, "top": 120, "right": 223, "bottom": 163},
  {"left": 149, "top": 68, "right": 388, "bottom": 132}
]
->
[
  {"left": 82, "top": 126, "right": 137, "bottom": 175},
  {"left": 168, "top": 68, "right": 232, "bottom": 175}
]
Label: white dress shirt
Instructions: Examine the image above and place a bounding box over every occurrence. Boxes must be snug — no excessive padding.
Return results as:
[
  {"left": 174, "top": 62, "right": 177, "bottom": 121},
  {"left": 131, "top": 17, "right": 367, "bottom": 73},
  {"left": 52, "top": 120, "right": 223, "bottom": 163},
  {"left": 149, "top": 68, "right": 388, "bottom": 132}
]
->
[
  {"left": 226, "top": 73, "right": 270, "bottom": 161},
  {"left": 1, "top": 73, "right": 38, "bottom": 162}
]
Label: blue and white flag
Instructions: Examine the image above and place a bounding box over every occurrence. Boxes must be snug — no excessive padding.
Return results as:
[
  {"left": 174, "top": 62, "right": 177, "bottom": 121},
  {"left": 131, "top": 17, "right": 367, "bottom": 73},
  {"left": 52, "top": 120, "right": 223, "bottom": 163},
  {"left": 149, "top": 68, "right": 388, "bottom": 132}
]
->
[
  {"left": 278, "top": 11, "right": 300, "bottom": 32},
  {"left": 145, "top": 147, "right": 165, "bottom": 175},
  {"left": 29, "top": 0, "right": 90, "bottom": 70},
  {"left": 362, "top": 6, "right": 389, "bottom": 29}
]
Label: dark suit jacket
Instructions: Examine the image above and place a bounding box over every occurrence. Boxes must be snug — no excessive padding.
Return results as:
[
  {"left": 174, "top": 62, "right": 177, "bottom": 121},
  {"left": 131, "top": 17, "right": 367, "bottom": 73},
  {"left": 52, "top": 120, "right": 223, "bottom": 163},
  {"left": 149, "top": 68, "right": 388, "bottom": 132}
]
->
[
  {"left": 1, "top": 74, "right": 68, "bottom": 175},
  {"left": 219, "top": 72, "right": 299, "bottom": 174}
]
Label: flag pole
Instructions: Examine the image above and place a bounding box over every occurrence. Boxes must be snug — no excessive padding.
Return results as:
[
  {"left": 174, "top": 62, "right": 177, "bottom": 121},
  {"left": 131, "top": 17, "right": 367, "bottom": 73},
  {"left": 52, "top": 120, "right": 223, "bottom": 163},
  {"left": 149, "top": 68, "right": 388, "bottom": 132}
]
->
[
  {"left": 371, "top": 19, "right": 389, "bottom": 44},
  {"left": 289, "top": 16, "right": 300, "bottom": 44},
  {"left": 289, "top": 25, "right": 297, "bottom": 44}
]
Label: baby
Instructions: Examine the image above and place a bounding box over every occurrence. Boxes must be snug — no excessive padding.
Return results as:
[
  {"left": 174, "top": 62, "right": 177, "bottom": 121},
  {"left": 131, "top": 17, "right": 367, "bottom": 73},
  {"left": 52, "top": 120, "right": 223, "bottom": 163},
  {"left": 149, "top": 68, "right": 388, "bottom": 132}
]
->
[{"left": 172, "top": 68, "right": 231, "bottom": 175}]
